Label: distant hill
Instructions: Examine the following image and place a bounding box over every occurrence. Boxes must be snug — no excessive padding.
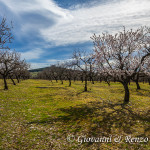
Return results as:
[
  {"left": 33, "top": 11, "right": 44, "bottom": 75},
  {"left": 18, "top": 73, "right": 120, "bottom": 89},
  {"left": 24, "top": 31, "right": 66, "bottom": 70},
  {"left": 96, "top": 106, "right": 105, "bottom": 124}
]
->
[{"left": 29, "top": 67, "right": 48, "bottom": 72}]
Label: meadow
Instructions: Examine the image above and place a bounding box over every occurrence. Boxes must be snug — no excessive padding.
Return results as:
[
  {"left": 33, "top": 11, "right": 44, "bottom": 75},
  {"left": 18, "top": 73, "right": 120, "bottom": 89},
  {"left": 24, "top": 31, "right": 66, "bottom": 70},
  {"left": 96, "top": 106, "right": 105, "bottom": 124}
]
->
[{"left": 0, "top": 79, "right": 150, "bottom": 150}]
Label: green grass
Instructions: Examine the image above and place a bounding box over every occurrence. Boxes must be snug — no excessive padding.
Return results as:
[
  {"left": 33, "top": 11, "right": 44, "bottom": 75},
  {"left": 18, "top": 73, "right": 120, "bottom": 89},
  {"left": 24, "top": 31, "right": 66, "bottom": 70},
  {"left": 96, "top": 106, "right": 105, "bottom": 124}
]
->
[{"left": 0, "top": 79, "right": 150, "bottom": 150}]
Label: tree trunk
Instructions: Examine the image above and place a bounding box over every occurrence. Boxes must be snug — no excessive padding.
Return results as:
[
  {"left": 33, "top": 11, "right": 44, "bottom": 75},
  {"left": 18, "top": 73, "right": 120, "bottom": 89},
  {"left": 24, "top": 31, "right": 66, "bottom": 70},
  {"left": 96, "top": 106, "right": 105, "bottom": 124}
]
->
[
  {"left": 55, "top": 79, "right": 58, "bottom": 83},
  {"left": 135, "top": 74, "right": 140, "bottom": 90},
  {"left": 135, "top": 80, "right": 141, "bottom": 90},
  {"left": 92, "top": 78, "right": 94, "bottom": 84},
  {"left": 10, "top": 76, "right": 16, "bottom": 85},
  {"left": 69, "top": 80, "right": 71, "bottom": 87},
  {"left": 89, "top": 76, "right": 91, "bottom": 81},
  {"left": 114, "top": 78, "right": 116, "bottom": 82},
  {"left": 106, "top": 80, "right": 110, "bottom": 86},
  {"left": 16, "top": 76, "right": 20, "bottom": 83},
  {"left": 122, "top": 82, "right": 130, "bottom": 103},
  {"left": 3, "top": 76, "right": 8, "bottom": 90},
  {"left": 84, "top": 76, "right": 87, "bottom": 91},
  {"left": 100, "top": 78, "right": 102, "bottom": 83},
  {"left": 61, "top": 80, "right": 63, "bottom": 84}
]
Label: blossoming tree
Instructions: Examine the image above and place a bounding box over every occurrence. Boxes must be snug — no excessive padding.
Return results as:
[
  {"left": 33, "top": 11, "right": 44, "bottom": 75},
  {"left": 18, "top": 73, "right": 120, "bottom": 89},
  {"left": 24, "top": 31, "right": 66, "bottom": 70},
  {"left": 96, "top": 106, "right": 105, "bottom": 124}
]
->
[{"left": 91, "top": 27, "right": 150, "bottom": 103}]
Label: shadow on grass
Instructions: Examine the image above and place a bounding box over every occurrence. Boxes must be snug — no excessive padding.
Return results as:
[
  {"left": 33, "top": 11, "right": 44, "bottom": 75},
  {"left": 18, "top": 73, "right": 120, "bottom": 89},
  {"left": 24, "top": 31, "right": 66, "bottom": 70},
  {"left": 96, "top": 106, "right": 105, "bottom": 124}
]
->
[
  {"left": 36, "top": 87, "right": 67, "bottom": 89},
  {"left": 28, "top": 101, "right": 150, "bottom": 137},
  {"left": 136, "top": 90, "right": 150, "bottom": 97},
  {"left": 76, "top": 90, "right": 91, "bottom": 96}
]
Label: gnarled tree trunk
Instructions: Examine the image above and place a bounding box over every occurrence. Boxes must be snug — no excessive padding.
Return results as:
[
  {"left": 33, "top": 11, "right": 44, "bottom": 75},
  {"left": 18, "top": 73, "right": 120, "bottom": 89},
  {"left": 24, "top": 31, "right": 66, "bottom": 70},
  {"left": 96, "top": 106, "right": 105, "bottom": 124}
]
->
[
  {"left": 3, "top": 76, "right": 8, "bottom": 90},
  {"left": 135, "top": 81, "right": 141, "bottom": 90},
  {"left": 84, "top": 76, "right": 87, "bottom": 91},
  {"left": 9, "top": 76, "right": 16, "bottom": 85},
  {"left": 16, "top": 76, "right": 20, "bottom": 83},
  {"left": 122, "top": 82, "right": 130, "bottom": 103}
]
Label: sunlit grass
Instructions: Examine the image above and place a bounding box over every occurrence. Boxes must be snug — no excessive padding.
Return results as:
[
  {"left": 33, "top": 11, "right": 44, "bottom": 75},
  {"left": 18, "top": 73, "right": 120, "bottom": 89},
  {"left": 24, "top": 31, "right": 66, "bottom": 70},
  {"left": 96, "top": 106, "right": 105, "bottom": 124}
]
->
[{"left": 0, "top": 79, "right": 150, "bottom": 149}]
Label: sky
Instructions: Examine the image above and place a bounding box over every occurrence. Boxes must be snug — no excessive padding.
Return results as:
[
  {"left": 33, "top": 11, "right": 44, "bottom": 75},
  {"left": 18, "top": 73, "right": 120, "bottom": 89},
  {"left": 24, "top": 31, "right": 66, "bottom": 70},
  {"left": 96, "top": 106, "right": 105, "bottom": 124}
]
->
[{"left": 0, "top": 0, "right": 150, "bottom": 69}]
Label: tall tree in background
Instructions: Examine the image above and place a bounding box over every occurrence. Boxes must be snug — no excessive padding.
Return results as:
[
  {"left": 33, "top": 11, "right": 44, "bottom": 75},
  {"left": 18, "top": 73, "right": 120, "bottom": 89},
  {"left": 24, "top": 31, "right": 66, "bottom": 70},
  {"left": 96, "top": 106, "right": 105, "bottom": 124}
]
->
[
  {"left": 72, "top": 50, "right": 94, "bottom": 91},
  {"left": 64, "top": 61, "right": 74, "bottom": 87},
  {"left": 56, "top": 63, "right": 66, "bottom": 84},
  {"left": 13, "top": 59, "right": 30, "bottom": 83},
  {"left": 91, "top": 27, "right": 150, "bottom": 103}
]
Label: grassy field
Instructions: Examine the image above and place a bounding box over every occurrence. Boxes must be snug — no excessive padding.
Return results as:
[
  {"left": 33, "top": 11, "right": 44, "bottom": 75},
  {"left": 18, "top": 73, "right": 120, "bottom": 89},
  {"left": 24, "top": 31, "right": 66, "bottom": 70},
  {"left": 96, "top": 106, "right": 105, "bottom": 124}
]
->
[{"left": 0, "top": 79, "right": 150, "bottom": 150}]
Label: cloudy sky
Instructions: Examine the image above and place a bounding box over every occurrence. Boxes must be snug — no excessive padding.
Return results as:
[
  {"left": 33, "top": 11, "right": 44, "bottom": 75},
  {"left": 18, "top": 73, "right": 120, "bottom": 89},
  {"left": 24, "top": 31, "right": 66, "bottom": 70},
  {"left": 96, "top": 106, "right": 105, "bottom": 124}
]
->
[{"left": 0, "top": 0, "right": 150, "bottom": 69}]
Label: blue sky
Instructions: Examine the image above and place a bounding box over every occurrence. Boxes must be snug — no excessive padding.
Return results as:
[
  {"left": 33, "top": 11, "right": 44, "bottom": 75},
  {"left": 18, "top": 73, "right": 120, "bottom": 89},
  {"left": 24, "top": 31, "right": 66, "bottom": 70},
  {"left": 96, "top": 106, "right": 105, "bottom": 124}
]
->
[{"left": 0, "top": 0, "right": 150, "bottom": 69}]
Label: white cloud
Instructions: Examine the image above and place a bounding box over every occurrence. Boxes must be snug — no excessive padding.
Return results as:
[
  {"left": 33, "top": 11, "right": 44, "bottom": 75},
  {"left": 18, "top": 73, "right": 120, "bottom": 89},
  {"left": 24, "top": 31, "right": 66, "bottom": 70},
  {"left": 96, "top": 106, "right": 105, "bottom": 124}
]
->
[
  {"left": 1, "top": 0, "right": 150, "bottom": 47},
  {"left": 0, "top": 0, "right": 72, "bottom": 40},
  {"left": 40, "top": 0, "right": 150, "bottom": 46},
  {"left": 46, "top": 59, "right": 61, "bottom": 63},
  {"left": 21, "top": 48, "right": 43, "bottom": 60},
  {"left": 0, "top": 0, "right": 70, "bottom": 19}
]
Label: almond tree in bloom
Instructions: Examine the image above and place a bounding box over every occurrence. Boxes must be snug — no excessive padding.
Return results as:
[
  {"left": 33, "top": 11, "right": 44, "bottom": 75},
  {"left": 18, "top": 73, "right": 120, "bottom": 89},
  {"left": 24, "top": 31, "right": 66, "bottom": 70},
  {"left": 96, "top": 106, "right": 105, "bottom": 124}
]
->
[
  {"left": 0, "top": 50, "right": 20, "bottom": 89},
  {"left": 144, "top": 59, "right": 150, "bottom": 84},
  {"left": 72, "top": 50, "right": 94, "bottom": 91},
  {"left": 91, "top": 27, "right": 150, "bottom": 103}
]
